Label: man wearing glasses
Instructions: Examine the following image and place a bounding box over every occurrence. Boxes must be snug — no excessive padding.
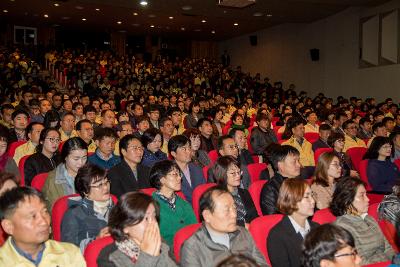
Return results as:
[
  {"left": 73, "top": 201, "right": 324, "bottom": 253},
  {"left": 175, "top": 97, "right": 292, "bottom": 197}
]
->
[{"left": 343, "top": 120, "right": 367, "bottom": 152}]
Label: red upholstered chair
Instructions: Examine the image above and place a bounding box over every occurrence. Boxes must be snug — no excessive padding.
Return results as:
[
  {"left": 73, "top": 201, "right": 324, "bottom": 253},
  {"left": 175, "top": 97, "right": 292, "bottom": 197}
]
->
[
  {"left": 251, "top": 155, "right": 260, "bottom": 163},
  {"left": 248, "top": 180, "right": 267, "bottom": 216},
  {"left": 362, "top": 261, "right": 391, "bottom": 267},
  {"left": 314, "top": 148, "right": 333, "bottom": 165},
  {"left": 394, "top": 158, "right": 400, "bottom": 169},
  {"left": 367, "top": 193, "right": 384, "bottom": 205},
  {"left": 312, "top": 208, "right": 336, "bottom": 224},
  {"left": 247, "top": 163, "right": 267, "bottom": 183},
  {"left": 18, "top": 154, "right": 30, "bottom": 186},
  {"left": 379, "top": 220, "right": 399, "bottom": 252},
  {"left": 359, "top": 159, "right": 372, "bottom": 191},
  {"left": 173, "top": 223, "right": 202, "bottom": 263},
  {"left": 58, "top": 141, "right": 65, "bottom": 152},
  {"left": 0, "top": 226, "right": 7, "bottom": 246},
  {"left": 84, "top": 236, "right": 114, "bottom": 267},
  {"left": 272, "top": 125, "right": 281, "bottom": 135},
  {"left": 249, "top": 214, "right": 284, "bottom": 265},
  {"left": 367, "top": 202, "right": 379, "bottom": 222},
  {"left": 140, "top": 188, "right": 186, "bottom": 201},
  {"left": 208, "top": 150, "right": 218, "bottom": 163},
  {"left": 222, "top": 124, "right": 231, "bottom": 135},
  {"left": 276, "top": 132, "right": 283, "bottom": 141},
  {"left": 31, "top": 173, "right": 49, "bottom": 192},
  {"left": 247, "top": 135, "right": 254, "bottom": 155},
  {"left": 52, "top": 194, "right": 118, "bottom": 241},
  {"left": 304, "top": 132, "right": 319, "bottom": 143},
  {"left": 202, "top": 165, "right": 210, "bottom": 181},
  {"left": 346, "top": 147, "right": 367, "bottom": 172},
  {"left": 8, "top": 140, "right": 26, "bottom": 158},
  {"left": 192, "top": 183, "right": 217, "bottom": 222}
]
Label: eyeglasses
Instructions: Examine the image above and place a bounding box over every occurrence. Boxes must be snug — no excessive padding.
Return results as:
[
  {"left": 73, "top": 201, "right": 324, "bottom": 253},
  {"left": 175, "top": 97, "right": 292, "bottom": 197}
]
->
[
  {"left": 228, "top": 170, "right": 243, "bottom": 176},
  {"left": 90, "top": 179, "right": 111, "bottom": 189},
  {"left": 334, "top": 248, "right": 358, "bottom": 258},
  {"left": 45, "top": 137, "right": 61, "bottom": 143},
  {"left": 335, "top": 139, "right": 345, "bottom": 143},
  {"left": 128, "top": 145, "right": 144, "bottom": 151},
  {"left": 330, "top": 163, "right": 342, "bottom": 169}
]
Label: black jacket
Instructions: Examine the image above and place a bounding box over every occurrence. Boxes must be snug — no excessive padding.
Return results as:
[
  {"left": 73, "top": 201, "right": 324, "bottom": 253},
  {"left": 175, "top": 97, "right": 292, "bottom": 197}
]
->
[
  {"left": 260, "top": 172, "right": 287, "bottom": 215},
  {"left": 250, "top": 127, "right": 278, "bottom": 155},
  {"left": 24, "top": 152, "right": 61, "bottom": 186},
  {"left": 237, "top": 188, "right": 258, "bottom": 225},
  {"left": 108, "top": 160, "right": 150, "bottom": 199},
  {"left": 267, "top": 216, "right": 319, "bottom": 267}
]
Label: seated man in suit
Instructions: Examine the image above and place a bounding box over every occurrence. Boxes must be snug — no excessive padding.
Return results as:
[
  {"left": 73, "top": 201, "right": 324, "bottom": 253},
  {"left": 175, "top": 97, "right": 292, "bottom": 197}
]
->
[
  {"left": 312, "top": 124, "right": 331, "bottom": 152},
  {"left": 0, "top": 187, "right": 86, "bottom": 266},
  {"left": 108, "top": 134, "right": 150, "bottom": 198},
  {"left": 168, "top": 134, "right": 205, "bottom": 203},
  {"left": 180, "top": 186, "right": 268, "bottom": 267}
]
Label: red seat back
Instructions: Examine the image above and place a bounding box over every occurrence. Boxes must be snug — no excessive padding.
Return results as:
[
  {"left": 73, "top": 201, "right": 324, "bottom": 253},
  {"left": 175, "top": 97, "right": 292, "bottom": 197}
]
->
[
  {"left": 208, "top": 150, "right": 218, "bottom": 163},
  {"left": 346, "top": 147, "right": 367, "bottom": 172},
  {"left": 58, "top": 141, "right": 65, "bottom": 152},
  {"left": 140, "top": 188, "right": 186, "bottom": 201},
  {"left": 31, "top": 173, "right": 49, "bottom": 192},
  {"left": 367, "top": 202, "right": 379, "bottom": 222},
  {"left": 359, "top": 159, "right": 372, "bottom": 191},
  {"left": 394, "top": 158, "right": 400, "bottom": 169},
  {"left": 18, "top": 154, "right": 30, "bottom": 186},
  {"left": 314, "top": 148, "right": 333, "bottom": 165},
  {"left": 84, "top": 236, "right": 114, "bottom": 267},
  {"left": 362, "top": 261, "right": 392, "bottom": 267},
  {"left": 248, "top": 180, "right": 268, "bottom": 216},
  {"left": 366, "top": 193, "right": 384, "bottom": 205},
  {"left": 8, "top": 140, "right": 26, "bottom": 157},
  {"left": 251, "top": 155, "right": 260, "bottom": 163},
  {"left": 173, "top": 223, "right": 202, "bottom": 263},
  {"left": 312, "top": 208, "right": 336, "bottom": 224},
  {"left": 0, "top": 225, "right": 7, "bottom": 246},
  {"left": 222, "top": 124, "right": 231, "bottom": 135},
  {"left": 304, "top": 132, "right": 319, "bottom": 143},
  {"left": 249, "top": 214, "right": 284, "bottom": 265},
  {"left": 192, "top": 183, "right": 217, "bottom": 222},
  {"left": 247, "top": 163, "right": 267, "bottom": 183},
  {"left": 202, "top": 165, "right": 210, "bottom": 181},
  {"left": 379, "top": 220, "right": 399, "bottom": 252}
]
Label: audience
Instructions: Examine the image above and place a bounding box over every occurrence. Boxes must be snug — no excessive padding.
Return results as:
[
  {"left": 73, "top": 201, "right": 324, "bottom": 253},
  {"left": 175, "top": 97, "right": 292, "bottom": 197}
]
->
[
  {"left": 327, "top": 132, "right": 358, "bottom": 177},
  {"left": 97, "top": 192, "right": 177, "bottom": 267},
  {"left": 229, "top": 128, "right": 254, "bottom": 166},
  {"left": 250, "top": 112, "right": 277, "bottom": 156},
  {"left": 180, "top": 186, "right": 268, "bottom": 267},
  {"left": 141, "top": 128, "right": 167, "bottom": 168},
  {"left": 0, "top": 187, "right": 86, "bottom": 266},
  {"left": 61, "top": 163, "right": 113, "bottom": 251},
  {"left": 268, "top": 178, "right": 318, "bottom": 267},
  {"left": 312, "top": 124, "right": 331, "bottom": 152},
  {"left": 149, "top": 160, "right": 197, "bottom": 247},
  {"left": 330, "top": 177, "right": 395, "bottom": 265}
]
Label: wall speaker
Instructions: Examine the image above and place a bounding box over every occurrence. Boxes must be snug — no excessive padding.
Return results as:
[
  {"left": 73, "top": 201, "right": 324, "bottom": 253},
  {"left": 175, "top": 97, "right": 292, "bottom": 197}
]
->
[
  {"left": 249, "top": 35, "right": 257, "bottom": 46},
  {"left": 310, "top": 48, "right": 319, "bottom": 61}
]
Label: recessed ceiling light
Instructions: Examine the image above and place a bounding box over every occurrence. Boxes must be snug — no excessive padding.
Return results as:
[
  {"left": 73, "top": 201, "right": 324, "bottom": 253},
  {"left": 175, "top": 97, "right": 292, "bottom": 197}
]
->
[
  {"left": 54, "top": 3, "right": 59, "bottom": 7},
  {"left": 148, "top": 14, "right": 156, "bottom": 18},
  {"left": 82, "top": 18, "right": 86, "bottom": 21},
  {"left": 3, "top": 10, "right": 8, "bottom": 13},
  {"left": 211, "top": 30, "right": 215, "bottom": 34},
  {"left": 169, "top": 16, "right": 173, "bottom": 19},
  {"left": 140, "top": 0, "right": 148, "bottom": 6},
  {"left": 201, "top": 19, "right": 206, "bottom": 23},
  {"left": 117, "top": 21, "right": 122, "bottom": 24},
  {"left": 181, "top": 27, "right": 185, "bottom": 31},
  {"left": 234, "top": 22, "right": 238, "bottom": 26},
  {"left": 253, "top": 12, "right": 263, "bottom": 17},
  {"left": 44, "top": 14, "right": 49, "bottom": 18},
  {"left": 182, "top": 5, "right": 192, "bottom": 11},
  {"left": 75, "top": 6, "right": 84, "bottom": 10},
  {"left": 150, "top": 25, "right": 155, "bottom": 28},
  {"left": 95, "top": 8, "right": 100, "bottom": 11},
  {"left": 267, "top": 14, "right": 272, "bottom": 17},
  {"left": 166, "top": 26, "right": 170, "bottom": 29},
  {"left": 61, "top": 16, "right": 70, "bottom": 20},
  {"left": 133, "top": 12, "right": 138, "bottom": 16}
]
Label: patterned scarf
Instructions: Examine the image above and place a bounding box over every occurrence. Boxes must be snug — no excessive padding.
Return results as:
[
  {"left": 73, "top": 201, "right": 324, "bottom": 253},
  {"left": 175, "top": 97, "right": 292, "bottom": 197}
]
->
[
  {"left": 115, "top": 239, "right": 140, "bottom": 263},
  {"left": 232, "top": 189, "right": 246, "bottom": 225},
  {"left": 155, "top": 190, "right": 176, "bottom": 210}
]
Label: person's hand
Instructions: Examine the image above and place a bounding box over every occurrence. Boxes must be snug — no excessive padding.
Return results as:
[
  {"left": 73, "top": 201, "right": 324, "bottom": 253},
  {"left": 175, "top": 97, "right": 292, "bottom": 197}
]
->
[
  {"left": 140, "top": 221, "right": 161, "bottom": 257},
  {"left": 97, "top": 227, "right": 110, "bottom": 238},
  {"left": 350, "top": 170, "right": 359, "bottom": 177}
]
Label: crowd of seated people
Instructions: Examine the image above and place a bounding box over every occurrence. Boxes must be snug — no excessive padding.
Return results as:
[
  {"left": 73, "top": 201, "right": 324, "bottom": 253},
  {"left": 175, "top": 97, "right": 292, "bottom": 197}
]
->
[{"left": 0, "top": 46, "right": 400, "bottom": 266}]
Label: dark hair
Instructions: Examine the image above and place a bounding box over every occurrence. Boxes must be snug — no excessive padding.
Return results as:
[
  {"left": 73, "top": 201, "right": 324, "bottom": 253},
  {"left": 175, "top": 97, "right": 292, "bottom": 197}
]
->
[
  {"left": 76, "top": 119, "right": 92, "bottom": 131},
  {"left": 189, "top": 101, "right": 200, "bottom": 113},
  {"left": 277, "top": 178, "right": 308, "bottom": 215},
  {"left": 0, "top": 187, "right": 45, "bottom": 220},
  {"left": 182, "top": 128, "right": 201, "bottom": 139},
  {"left": 363, "top": 136, "right": 391, "bottom": 160},
  {"left": 269, "top": 145, "right": 300, "bottom": 172},
  {"left": 168, "top": 134, "right": 190, "bottom": 154},
  {"left": 74, "top": 163, "right": 107, "bottom": 198},
  {"left": 148, "top": 104, "right": 160, "bottom": 113},
  {"left": 0, "top": 172, "right": 19, "bottom": 192},
  {"left": 302, "top": 224, "right": 356, "bottom": 267},
  {"left": 228, "top": 128, "right": 245, "bottom": 139},
  {"left": 359, "top": 117, "right": 371, "bottom": 126},
  {"left": 61, "top": 137, "right": 88, "bottom": 163},
  {"left": 142, "top": 128, "right": 163, "bottom": 148},
  {"left": 213, "top": 156, "right": 239, "bottom": 188},
  {"left": 196, "top": 117, "right": 212, "bottom": 128},
  {"left": 159, "top": 116, "right": 172, "bottom": 128},
  {"left": 372, "top": 122, "right": 385, "bottom": 134},
  {"left": 168, "top": 107, "right": 181, "bottom": 117},
  {"left": 94, "top": 127, "right": 117, "bottom": 141},
  {"left": 43, "top": 110, "right": 61, "bottom": 128},
  {"left": 217, "top": 135, "right": 234, "bottom": 151},
  {"left": 1, "top": 104, "right": 14, "bottom": 115},
  {"left": 330, "top": 176, "right": 366, "bottom": 216},
  {"left": 11, "top": 109, "right": 29, "bottom": 121},
  {"left": 149, "top": 160, "right": 180, "bottom": 190},
  {"left": 72, "top": 102, "right": 83, "bottom": 110},
  {"left": 327, "top": 132, "right": 344, "bottom": 148},
  {"left": 282, "top": 117, "right": 305, "bottom": 140},
  {"left": 108, "top": 192, "right": 160, "bottom": 242},
  {"left": 198, "top": 185, "right": 229, "bottom": 222},
  {"left": 319, "top": 124, "right": 331, "bottom": 132},
  {"left": 216, "top": 254, "right": 260, "bottom": 267},
  {"left": 83, "top": 105, "right": 96, "bottom": 114},
  {"left": 36, "top": 127, "right": 60, "bottom": 153},
  {"left": 342, "top": 120, "right": 355, "bottom": 131},
  {"left": 256, "top": 112, "right": 270, "bottom": 123},
  {"left": 135, "top": 115, "right": 150, "bottom": 125},
  {"left": 119, "top": 134, "right": 142, "bottom": 159},
  {"left": 25, "top": 122, "right": 43, "bottom": 139}
]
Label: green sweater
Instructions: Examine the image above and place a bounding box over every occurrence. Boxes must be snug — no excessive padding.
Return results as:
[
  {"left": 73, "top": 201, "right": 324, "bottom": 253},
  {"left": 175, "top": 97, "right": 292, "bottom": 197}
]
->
[{"left": 152, "top": 192, "right": 197, "bottom": 247}]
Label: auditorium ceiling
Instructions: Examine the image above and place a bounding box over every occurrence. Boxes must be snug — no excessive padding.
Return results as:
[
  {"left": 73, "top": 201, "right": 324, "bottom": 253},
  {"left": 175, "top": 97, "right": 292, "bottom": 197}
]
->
[{"left": 0, "top": 0, "right": 392, "bottom": 40}]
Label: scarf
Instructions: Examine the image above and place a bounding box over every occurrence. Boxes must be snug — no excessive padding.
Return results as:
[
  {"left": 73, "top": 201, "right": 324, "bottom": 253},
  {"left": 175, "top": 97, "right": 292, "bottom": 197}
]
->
[
  {"left": 155, "top": 190, "right": 176, "bottom": 210},
  {"left": 115, "top": 238, "right": 140, "bottom": 263},
  {"left": 93, "top": 198, "right": 112, "bottom": 217}
]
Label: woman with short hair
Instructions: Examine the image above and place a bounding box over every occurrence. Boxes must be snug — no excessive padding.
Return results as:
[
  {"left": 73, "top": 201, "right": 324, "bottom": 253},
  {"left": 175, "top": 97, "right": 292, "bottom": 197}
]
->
[
  {"left": 182, "top": 128, "right": 210, "bottom": 168},
  {"left": 141, "top": 128, "right": 167, "bottom": 168},
  {"left": 330, "top": 176, "right": 395, "bottom": 265}
]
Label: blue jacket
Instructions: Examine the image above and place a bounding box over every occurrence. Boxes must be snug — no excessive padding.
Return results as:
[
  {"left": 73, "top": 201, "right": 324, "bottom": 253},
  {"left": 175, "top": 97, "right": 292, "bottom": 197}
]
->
[
  {"left": 88, "top": 149, "right": 121, "bottom": 170},
  {"left": 141, "top": 149, "right": 167, "bottom": 168},
  {"left": 178, "top": 162, "right": 206, "bottom": 203},
  {"left": 367, "top": 159, "right": 400, "bottom": 193}
]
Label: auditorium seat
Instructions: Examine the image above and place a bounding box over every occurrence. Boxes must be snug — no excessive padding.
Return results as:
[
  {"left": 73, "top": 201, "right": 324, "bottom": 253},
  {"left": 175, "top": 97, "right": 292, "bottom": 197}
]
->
[
  {"left": 304, "top": 132, "right": 319, "bottom": 143},
  {"left": 346, "top": 147, "right": 367, "bottom": 172},
  {"left": 394, "top": 158, "right": 400, "bottom": 169},
  {"left": 202, "top": 165, "right": 210, "bottom": 181},
  {"left": 362, "top": 261, "right": 392, "bottom": 267},
  {"left": 84, "top": 236, "right": 114, "bottom": 267},
  {"left": 312, "top": 208, "right": 336, "bottom": 224},
  {"left": 248, "top": 180, "right": 267, "bottom": 216},
  {"left": 314, "top": 148, "right": 333, "bottom": 165},
  {"left": 208, "top": 150, "right": 218, "bottom": 163},
  {"left": 8, "top": 140, "right": 26, "bottom": 158},
  {"left": 31, "top": 173, "right": 49, "bottom": 192},
  {"left": 173, "top": 223, "right": 202, "bottom": 263},
  {"left": 18, "top": 154, "right": 30, "bottom": 186},
  {"left": 367, "top": 193, "right": 384, "bottom": 205},
  {"left": 359, "top": 159, "right": 372, "bottom": 191},
  {"left": 191, "top": 183, "right": 216, "bottom": 222},
  {"left": 247, "top": 163, "right": 267, "bottom": 183}
]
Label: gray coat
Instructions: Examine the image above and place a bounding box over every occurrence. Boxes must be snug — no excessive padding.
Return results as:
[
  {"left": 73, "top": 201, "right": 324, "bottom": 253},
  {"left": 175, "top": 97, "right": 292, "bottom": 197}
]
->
[{"left": 180, "top": 224, "right": 268, "bottom": 267}]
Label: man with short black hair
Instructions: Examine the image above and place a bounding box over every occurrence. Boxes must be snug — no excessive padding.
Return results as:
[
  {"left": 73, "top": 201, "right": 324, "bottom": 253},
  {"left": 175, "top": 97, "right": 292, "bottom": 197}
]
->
[
  {"left": 0, "top": 104, "right": 15, "bottom": 128},
  {"left": 76, "top": 119, "right": 96, "bottom": 152},
  {"left": 9, "top": 109, "right": 30, "bottom": 143},
  {"left": 88, "top": 127, "right": 120, "bottom": 170},
  {"left": 0, "top": 187, "right": 86, "bottom": 266},
  {"left": 13, "top": 122, "right": 44, "bottom": 165},
  {"left": 197, "top": 117, "right": 218, "bottom": 152},
  {"left": 357, "top": 117, "right": 373, "bottom": 140},
  {"left": 181, "top": 186, "right": 268, "bottom": 267},
  {"left": 342, "top": 119, "right": 366, "bottom": 152},
  {"left": 312, "top": 124, "right": 331, "bottom": 152},
  {"left": 367, "top": 122, "right": 389, "bottom": 147},
  {"left": 250, "top": 112, "right": 277, "bottom": 155}
]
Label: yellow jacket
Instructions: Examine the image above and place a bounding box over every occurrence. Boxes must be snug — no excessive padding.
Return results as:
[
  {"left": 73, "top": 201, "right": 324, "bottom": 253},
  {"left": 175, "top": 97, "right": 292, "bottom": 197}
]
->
[
  {"left": 59, "top": 129, "right": 77, "bottom": 142},
  {"left": 343, "top": 134, "right": 366, "bottom": 152},
  {"left": 0, "top": 237, "right": 86, "bottom": 267},
  {"left": 13, "top": 141, "right": 36, "bottom": 166},
  {"left": 282, "top": 137, "right": 315, "bottom": 167}
]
